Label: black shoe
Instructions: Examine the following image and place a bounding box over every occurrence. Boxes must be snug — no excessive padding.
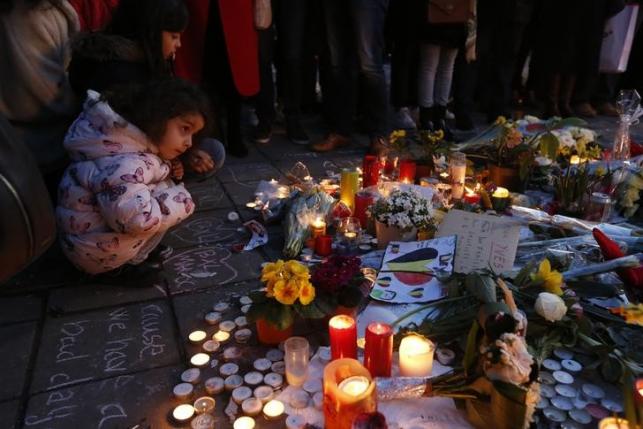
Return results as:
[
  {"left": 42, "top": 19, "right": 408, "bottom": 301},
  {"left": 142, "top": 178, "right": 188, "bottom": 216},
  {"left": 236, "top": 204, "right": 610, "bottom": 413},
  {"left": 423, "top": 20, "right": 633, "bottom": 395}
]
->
[
  {"left": 433, "top": 105, "right": 454, "bottom": 141},
  {"left": 286, "top": 116, "right": 309, "bottom": 145},
  {"left": 419, "top": 107, "right": 434, "bottom": 131},
  {"left": 254, "top": 121, "right": 272, "bottom": 144}
]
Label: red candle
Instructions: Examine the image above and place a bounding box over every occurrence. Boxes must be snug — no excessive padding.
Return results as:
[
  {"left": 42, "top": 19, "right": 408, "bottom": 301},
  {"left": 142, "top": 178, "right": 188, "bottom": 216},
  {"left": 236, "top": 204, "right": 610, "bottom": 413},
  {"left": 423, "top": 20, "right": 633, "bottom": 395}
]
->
[
  {"left": 329, "top": 315, "right": 357, "bottom": 360},
  {"left": 353, "top": 192, "right": 375, "bottom": 229},
  {"left": 463, "top": 192, "right": 481, "bottom": 205},
  {"left": 315, "top": 235, "right": 333, "bottom": 257},
  {"left": 398, "top": 159, "right": 416, "bottom": 183},
  {"left": 362, "top": 155, "right": 381, "bottom": 188},
  {"left": 363, "top": 322, "right": 393, "bottom": 377},
  {"left": 635, "top": 378, "right": 643, "bottom": 404},
  {"left": 383, "top": 157, "right": 396, "bottom": 175}
]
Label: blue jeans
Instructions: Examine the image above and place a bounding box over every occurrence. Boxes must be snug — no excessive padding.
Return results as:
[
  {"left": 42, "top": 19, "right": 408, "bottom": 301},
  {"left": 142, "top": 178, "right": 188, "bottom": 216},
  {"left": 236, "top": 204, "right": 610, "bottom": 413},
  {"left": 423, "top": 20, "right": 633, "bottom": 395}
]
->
[{"left": 323, "top": 0, "right": 389, "bottom": 137}]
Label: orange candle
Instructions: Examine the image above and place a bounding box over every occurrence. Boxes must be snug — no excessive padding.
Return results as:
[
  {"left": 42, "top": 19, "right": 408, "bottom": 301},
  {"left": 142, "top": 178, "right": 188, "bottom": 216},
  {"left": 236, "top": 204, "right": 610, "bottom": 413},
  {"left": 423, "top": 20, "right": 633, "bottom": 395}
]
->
[{"left": 323, "top": 358, "right": 377, "bottom": 429}]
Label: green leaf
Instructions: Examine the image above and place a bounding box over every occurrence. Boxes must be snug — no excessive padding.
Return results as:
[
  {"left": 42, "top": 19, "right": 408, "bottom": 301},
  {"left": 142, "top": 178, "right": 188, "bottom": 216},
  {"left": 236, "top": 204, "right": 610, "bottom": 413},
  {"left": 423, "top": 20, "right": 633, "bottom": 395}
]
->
[
  {"left": 293, "top": 301, "right": 326, "bottom": 319},
  {"left": 463, "top": 321, "right": 480, "bottom": 376},
  {"left": 464, "top": 273, "right": 497, "bottom": 304},
  {"left": 538, "top": 132, "right": 560, "bottom": 160},
  {"left": 600, "top": 355, "right": 623, "bottom": 383}
]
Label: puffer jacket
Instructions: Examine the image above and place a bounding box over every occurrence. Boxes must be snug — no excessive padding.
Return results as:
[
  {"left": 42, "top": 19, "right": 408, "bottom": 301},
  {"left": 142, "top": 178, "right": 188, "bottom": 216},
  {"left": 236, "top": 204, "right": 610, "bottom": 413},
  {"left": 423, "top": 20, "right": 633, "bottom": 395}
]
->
[{"left": 56, "top": 90, "right": 194, "bottom": 274}]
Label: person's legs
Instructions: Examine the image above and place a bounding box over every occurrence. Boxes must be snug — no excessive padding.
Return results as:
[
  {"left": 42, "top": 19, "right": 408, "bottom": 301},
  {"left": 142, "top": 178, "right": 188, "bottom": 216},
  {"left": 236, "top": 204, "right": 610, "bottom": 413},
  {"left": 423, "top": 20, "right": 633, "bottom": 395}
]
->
[
  {"left": 254, "top": 26, "right": 276, "bottom": 144},
  {"left": 352, "top": 0, "right": 389, "bottom": 140},
  {"left": 417, "top": 43, "right": 440, "bottom": 130},
  {"left": 452, "top": 50, "right": 477, "bottom": 130},
  {"left": 433, "top": 46, "right": 458, "bottom": 137}
]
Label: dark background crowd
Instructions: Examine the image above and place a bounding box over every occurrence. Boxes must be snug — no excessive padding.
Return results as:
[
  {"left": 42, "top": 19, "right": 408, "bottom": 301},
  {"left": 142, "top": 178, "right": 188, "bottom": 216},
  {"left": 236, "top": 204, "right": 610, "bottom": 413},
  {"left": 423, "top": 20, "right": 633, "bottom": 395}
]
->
[{"left": 1, "top": 0, "right": 643, "bottom": 201}]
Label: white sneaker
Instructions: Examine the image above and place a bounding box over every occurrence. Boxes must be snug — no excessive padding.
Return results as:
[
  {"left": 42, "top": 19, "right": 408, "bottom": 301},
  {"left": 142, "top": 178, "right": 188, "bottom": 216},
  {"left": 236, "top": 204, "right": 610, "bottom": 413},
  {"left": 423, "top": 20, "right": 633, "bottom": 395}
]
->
[{"left": 392, "top": 107, "right": 417, "bottom": 130}]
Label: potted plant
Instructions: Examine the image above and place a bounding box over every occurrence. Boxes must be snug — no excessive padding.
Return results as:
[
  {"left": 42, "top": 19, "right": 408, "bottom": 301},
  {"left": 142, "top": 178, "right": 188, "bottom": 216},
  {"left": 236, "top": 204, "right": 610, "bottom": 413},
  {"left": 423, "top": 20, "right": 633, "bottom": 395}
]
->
[
  {"left": 247, "top": 259, "right": 320, "bottom": 344},
  {"left": 311, "top": 255, "right": 367, "bottom": 318},
  {"left": 368, "top": 189, "right": 434, "bottom": 249},
  {"left": 415, "top": 129, "right": 451, "bottom": 178},
  {"left": 551, "top": 162, "right": 606, "bottom": 217}
]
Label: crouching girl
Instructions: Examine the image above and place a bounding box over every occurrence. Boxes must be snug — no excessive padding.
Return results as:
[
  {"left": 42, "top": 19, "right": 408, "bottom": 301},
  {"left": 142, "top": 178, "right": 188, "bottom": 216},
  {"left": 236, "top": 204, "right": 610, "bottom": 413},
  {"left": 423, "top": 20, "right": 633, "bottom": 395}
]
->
[{"left": 56, "top": 79, "right": 211, "bottom": 277}]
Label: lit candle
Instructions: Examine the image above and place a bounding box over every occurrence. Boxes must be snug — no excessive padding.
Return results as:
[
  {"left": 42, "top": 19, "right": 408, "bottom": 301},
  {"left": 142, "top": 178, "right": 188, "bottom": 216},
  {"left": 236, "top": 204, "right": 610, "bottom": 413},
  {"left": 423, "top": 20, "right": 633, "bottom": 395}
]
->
[
  {"left": 246, "top": 202, "right": 257, "bottom": 208},
  {"left": 364, "top": 322, "right": 393, "bottom": 377},
  {"left": 193, "top": 396, "right": 216, "bottom": 414},
  {"left": 314, "top": 234, "right": 332, "bottom": 257},
  {"left": 338, "top": 376, "right": 370, "bottom": 396},
  {"left": 598, "top": 417, "right": 631, "bottom": 429},
  {"left": 172, "top": 404, "right": 195, "bottom": 423},
  {"left": 449, "top": 152, "right": 466, "bottom": 199},
  {"left": 636, "top": 378, "right": 643, "bottom": 403},
  {"left": 353, "top": 191, "right": 375, "bottom": 229},
  {"left": 399, "top": 334, "right": 435, "bottom": 377},
  {"left": 340, "top": 169, "right": 360, "bottom": 210},
  {"left": 190, "top": 353, "right": 210, "bottom": 368},
  {"left": 398, "top": 159, "right": 417, "bottom": 183},
  {"left": 213, "top": 330, "right": 230, "bottom": 343},
  {"left": 491, "top": 187, "right": 511, "bottom": 212},
  {"left": 263, "top": 399, "right": 285, "bottom": 419},
  {"left": 570, "top": 155, "right": 580, "bottom": 165},
  {"left": 323, "top": 358, "right": 376, "bottom": 429},
  {"left": 329, "top": 315, "right": 357, "bottom": 360},
  {"left": 463, "top": 190, "right": 481, "bottom": 205},
  {"left": 344, "top": 232, "right": 357, "bottom": 239},
  {"left": 233, "top": 416, "right": 256, "bottom": 429},
  {"left": 188, "top": 330, "right": 207, "bottom": 344},
  {"left": 362, "top": 155, "right": 381, "bottom": 188},
  {"left": 311, "top": 217, "right": 327, "bottom": 239}
]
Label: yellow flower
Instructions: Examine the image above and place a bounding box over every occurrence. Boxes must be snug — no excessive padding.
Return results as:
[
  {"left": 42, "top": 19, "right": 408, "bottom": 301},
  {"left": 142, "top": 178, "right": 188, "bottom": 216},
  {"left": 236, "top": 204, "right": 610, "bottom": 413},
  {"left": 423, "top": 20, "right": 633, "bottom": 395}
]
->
[
  {"left": 531, "top": 259, "right": 564, "bottom": 295},
  {"left": 285, "top": 260, "right": 309, "bottom": 279},
  {"left": 267, "top": 278, "right": 285, "bottom": 298},
  {"left": 274, "top": 278, "right": 301, "bottom": 305},
  {"left": 434, "top": 129, "right": 444, "bottom": 140},
  {"left": 261, "top": 260, "right": 285, "bottom": 282},
  {"left": 298, "top": 281, "right": 316, "bottom": 305},
  {"left": 609, "top": 304, "right": 643, "bottom": 326},
  {"left": 495, "top": 116, "right": 507, "bottom": 125}
]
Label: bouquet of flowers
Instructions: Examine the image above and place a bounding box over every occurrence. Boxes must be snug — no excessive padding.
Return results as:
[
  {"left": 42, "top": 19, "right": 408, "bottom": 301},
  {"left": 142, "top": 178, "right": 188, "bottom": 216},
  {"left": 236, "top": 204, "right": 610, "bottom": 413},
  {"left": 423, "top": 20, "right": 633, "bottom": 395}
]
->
[
  {"left": 617, "top": 162, "right": 643, "bottom": 218},
  {"left": 247, "top": 259, "right": 320, "bottom": 330},
  {"left": 311, "top": 255, "right": 366, "bottom": 312},
  {"left": 368, "top": 189, "right": 434, "bottom": 231}
]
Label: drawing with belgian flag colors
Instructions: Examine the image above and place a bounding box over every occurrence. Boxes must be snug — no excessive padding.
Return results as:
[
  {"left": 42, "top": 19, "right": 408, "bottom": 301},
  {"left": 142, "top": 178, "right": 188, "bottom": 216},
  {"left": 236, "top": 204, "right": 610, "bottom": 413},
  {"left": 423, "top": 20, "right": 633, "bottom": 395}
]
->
[{"left": 370, "top": 236, "right": 456, "bottom": 303}]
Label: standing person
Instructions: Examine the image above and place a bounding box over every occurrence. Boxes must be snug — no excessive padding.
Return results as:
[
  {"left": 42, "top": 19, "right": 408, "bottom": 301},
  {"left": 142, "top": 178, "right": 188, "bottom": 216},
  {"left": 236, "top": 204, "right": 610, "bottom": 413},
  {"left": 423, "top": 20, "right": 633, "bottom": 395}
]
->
[
  {"left": 417, "top": 0, "right": 471, "bottom": 138},
  {"left": 311, "top": 0, "right": 390, "bottom": 154},
  {"left": 271, "top": 0, "right": 317, "bottom": 145},
  {"left": 0, "top": 0, "right": 80, "bottom": 199},
  {"left": 253, "top": 25, "right": 277, "bottom": 145},
  {"left": 57, "top": 80, "right": 211, "bottom": 279},
  {"left": 176, "top": 0, "right": 260, "bottom": 158},
  {"left": 69, "top": 0, "right": 223, "bottom": 176}
]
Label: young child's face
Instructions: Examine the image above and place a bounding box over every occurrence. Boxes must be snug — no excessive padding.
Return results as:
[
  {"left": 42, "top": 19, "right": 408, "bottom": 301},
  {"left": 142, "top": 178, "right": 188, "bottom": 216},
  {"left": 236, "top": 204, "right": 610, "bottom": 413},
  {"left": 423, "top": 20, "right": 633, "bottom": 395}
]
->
[
  {"left": 162, "top": 31, "right": 182, "bottom": 60},
  {"left": 156, "top": 113, "right": 205, "bottom": 160}
]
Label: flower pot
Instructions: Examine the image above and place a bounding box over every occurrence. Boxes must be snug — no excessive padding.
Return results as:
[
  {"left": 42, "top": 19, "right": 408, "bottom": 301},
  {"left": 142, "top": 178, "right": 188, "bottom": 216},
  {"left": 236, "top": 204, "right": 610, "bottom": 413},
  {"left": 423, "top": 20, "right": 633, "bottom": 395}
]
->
[
  {"left": 256, "top": 319, "right": 294, "bottom": 345},
  {"left": 488, "top": 164, "right": 524, "bottom": 192},
  {"left": 375, "top": 220, "right": 417, "bottom": 250}
]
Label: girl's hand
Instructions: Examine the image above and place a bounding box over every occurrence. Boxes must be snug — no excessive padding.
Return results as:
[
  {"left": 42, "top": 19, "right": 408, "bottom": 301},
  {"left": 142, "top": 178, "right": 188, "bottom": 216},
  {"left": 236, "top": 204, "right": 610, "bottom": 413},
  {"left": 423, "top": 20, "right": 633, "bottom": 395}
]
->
[
  {"left": 170, "top": 159, "right": 184, "bottom": 180},
  {"left": 186, "top": 148, "right": 215, "bottom": 174}
]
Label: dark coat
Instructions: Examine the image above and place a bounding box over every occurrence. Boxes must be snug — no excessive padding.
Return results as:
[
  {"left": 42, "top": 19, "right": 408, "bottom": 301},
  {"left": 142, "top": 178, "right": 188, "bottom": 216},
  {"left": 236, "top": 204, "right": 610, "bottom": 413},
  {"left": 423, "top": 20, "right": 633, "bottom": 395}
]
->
[{"left": 68, "top": 32, "right": 149, "bottom": 98}]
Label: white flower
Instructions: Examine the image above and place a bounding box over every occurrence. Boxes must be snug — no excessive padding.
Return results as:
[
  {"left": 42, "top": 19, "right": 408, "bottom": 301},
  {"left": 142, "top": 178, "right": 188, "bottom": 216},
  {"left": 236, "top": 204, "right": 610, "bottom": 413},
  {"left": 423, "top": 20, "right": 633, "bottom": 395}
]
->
[
  {"left": 535, "top": 292, "right": 567, "bottom": 322},
  {"left": 524, "top": 115, "right": 540, "bottom": 124}
]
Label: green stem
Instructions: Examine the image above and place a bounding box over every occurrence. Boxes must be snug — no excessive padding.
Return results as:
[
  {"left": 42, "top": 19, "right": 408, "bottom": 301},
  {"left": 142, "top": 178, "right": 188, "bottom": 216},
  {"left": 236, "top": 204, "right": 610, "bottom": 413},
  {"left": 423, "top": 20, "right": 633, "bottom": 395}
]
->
[{"left": 391, "top": 296, "right": 471, "bottom": 327}]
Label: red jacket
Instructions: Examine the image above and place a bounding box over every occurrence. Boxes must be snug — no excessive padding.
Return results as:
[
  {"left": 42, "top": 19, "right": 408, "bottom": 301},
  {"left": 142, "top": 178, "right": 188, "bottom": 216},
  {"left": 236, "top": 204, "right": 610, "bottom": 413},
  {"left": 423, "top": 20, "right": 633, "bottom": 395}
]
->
[
  {"left": 176, "top": 0, "right": 259, "bottom": 97},
  {"left": 68, "top": 0, "right": 119, "bottom": 31}
]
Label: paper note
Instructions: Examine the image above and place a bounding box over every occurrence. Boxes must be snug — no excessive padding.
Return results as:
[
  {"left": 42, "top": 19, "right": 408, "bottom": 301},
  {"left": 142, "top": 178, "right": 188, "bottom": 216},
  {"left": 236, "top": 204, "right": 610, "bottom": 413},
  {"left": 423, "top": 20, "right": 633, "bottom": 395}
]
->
[{"left": 436, "top": 209, "right": 521, "bottom": 274}]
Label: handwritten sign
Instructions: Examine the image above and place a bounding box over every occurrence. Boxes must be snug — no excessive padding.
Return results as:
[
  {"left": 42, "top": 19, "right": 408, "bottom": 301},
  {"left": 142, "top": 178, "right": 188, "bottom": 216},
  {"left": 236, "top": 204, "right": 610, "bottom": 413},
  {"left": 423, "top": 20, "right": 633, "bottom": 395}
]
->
[
  {"left": 30, "top": 302, "right": 178, "bottom": 394},
  {"left": 24, "top": 366, "right": 180, "bottom": 429},
  {"left": 436, "top": 209, "right": 521, "bottom": 274}
]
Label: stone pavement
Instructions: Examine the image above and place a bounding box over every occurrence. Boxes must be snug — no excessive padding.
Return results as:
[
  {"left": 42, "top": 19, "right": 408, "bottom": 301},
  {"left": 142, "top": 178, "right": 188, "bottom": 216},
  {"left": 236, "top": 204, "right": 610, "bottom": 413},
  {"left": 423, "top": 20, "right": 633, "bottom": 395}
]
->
[{"left": 0, "top": 108, "right": 639, "bottom": 429}]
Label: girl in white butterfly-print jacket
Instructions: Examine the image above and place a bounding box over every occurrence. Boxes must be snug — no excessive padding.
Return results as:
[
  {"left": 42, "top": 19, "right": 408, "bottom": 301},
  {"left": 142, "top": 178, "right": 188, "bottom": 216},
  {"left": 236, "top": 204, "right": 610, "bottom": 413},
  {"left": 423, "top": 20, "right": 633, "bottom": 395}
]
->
[{"left": 56, "top": 80, "right": 212, "bottom": 274}]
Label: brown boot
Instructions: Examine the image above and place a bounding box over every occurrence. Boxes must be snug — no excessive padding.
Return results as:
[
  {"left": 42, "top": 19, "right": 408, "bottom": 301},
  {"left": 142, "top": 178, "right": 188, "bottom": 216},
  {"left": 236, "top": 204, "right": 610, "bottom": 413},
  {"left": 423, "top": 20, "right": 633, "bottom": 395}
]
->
[
  {"left": 574, "top": 102, "right": 597, "bottom": 118},
  {"left": 544, "top": 74, "right": 561, "bottom": 118},
  {"left": 596, "top": 101, "right": 619, "bottom": 117},
  {"left": 560, "top": 75, "right": 576, "bottom": 117},
  {"left": 311, "top": 133, "right": 350, "bottom": 153}
]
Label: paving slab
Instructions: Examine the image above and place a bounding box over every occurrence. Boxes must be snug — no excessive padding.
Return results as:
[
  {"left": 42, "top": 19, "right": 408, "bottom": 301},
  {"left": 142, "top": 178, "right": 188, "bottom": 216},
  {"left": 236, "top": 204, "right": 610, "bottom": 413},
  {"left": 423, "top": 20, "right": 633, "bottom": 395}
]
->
[
  {"left": 30, "top": 301, "right": 179, "bottom": 394},
  {"left": 185, "top": 180, "right": 234, "bottom": 211},
  {"left": 0, "top": 400, "right": 19, "bottom": 429},
  {"left": 217, "top": 162, "right": 283, "bottom": 183},
  {"left": 23, "top": 366, "right": 183, "bottom": 429},
  {"left": 47, "top": 283, "right": 166, "bottom": 314},
  {"left": 0, "top": 295, "right": 42, "bottom": 325},
  {"left": 163, "top": 209, "right": 245, "bottom": 249},
  {"left": 163, "top": 245, "right": 264, "bottom": 294},
  {"left": 0, "top": 323, "right": 37, "bottom": 401}
]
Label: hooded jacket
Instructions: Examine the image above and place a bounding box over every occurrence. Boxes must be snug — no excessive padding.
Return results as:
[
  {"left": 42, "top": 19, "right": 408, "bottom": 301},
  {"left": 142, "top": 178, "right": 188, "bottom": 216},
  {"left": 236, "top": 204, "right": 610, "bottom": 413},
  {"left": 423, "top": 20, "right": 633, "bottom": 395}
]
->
[
  {"left": 56, "top": 91, "right": 194, "bottom": 274},
  {"left": 68, "top": 32, "right": 149, "bottom": 97}
]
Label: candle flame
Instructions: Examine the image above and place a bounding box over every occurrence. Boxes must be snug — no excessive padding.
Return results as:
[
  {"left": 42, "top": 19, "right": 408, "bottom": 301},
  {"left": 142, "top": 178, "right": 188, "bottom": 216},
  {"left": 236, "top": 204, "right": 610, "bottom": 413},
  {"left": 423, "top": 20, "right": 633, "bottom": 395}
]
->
[
  {"left": 329, "top": 315, "right": 355, "bottom": 329},
  {"left": 338, "top": 376, "right": 370, "bottom": 397}
]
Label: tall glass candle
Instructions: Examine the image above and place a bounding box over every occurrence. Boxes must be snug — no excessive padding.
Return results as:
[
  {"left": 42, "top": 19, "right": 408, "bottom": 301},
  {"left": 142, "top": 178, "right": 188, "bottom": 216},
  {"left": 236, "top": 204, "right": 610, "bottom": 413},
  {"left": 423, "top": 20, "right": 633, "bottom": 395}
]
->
[
  {"left": 310, "top": 217, "right": 327, "bottom": 239},
  {"left": 399, "top": 334, "right": 435, "bottom": 377},
  {"left": 362, "top": 155, "right": 381, "bottom": 188},
  {"left": 323, "top": 358, "right": 376, "bottom": 429},
  {"left": 353, "top": 192, "right": 375, "bottom": 229},
  {"left": 284, "top": 336, "right": 309, "bottom": 387},
  {"left": 449, "top": 152, "right": 466, "bottom": 199},
  {"left": 329, "top": 315, "right": 357, "bottom": 360},
  {"left": 315, "top": 234, "right": 332, "bottom": 257},
  {"left": 398, "top": 159, "right": 417, "bottom": 184},
  {"left": 364, "top": 322, "right": 393, "bottom": 377},
  {"left": 340, "top": 169, "right": 360, "bottom": 210}
]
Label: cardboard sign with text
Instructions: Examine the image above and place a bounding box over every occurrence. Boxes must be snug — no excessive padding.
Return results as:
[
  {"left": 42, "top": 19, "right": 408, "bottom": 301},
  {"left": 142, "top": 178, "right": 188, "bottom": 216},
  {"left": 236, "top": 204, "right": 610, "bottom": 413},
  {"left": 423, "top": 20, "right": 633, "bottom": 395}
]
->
[{"left": 435, "top": 209, "right": 521, "bottom": 274}]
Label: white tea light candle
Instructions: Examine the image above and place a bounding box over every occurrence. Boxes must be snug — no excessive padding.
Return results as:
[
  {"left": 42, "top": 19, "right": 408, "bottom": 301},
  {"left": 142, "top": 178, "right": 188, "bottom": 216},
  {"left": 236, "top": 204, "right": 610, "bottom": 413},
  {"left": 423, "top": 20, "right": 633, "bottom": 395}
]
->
[
  {"left": 263, "top": 399, "right": 285, "bottom": 419},
  {"left": 189, "top": 330, "right": 207, "bottom": 344},
  {"left": 233, "top": 416, "right": 256, "bottom": 429},
  {"left": 190, "top": 353, "right": 210, "bottom": 368},
  {"left": 172, "top": 404, "right": 195, "bottom": 422},
  {"left": 399, "top": 334, "right": 435, "bottom": 377}
]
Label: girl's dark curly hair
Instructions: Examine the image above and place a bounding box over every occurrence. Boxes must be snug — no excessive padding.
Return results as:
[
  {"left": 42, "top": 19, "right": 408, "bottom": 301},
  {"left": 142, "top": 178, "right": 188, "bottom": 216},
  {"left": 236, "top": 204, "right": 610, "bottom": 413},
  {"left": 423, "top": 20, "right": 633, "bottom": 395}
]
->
[
  {"left": 106, "top": 0, "right": 188, "bottom": 77},
  {"left": 102, "top": 79, "right": 213, "bottom": 145}
]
